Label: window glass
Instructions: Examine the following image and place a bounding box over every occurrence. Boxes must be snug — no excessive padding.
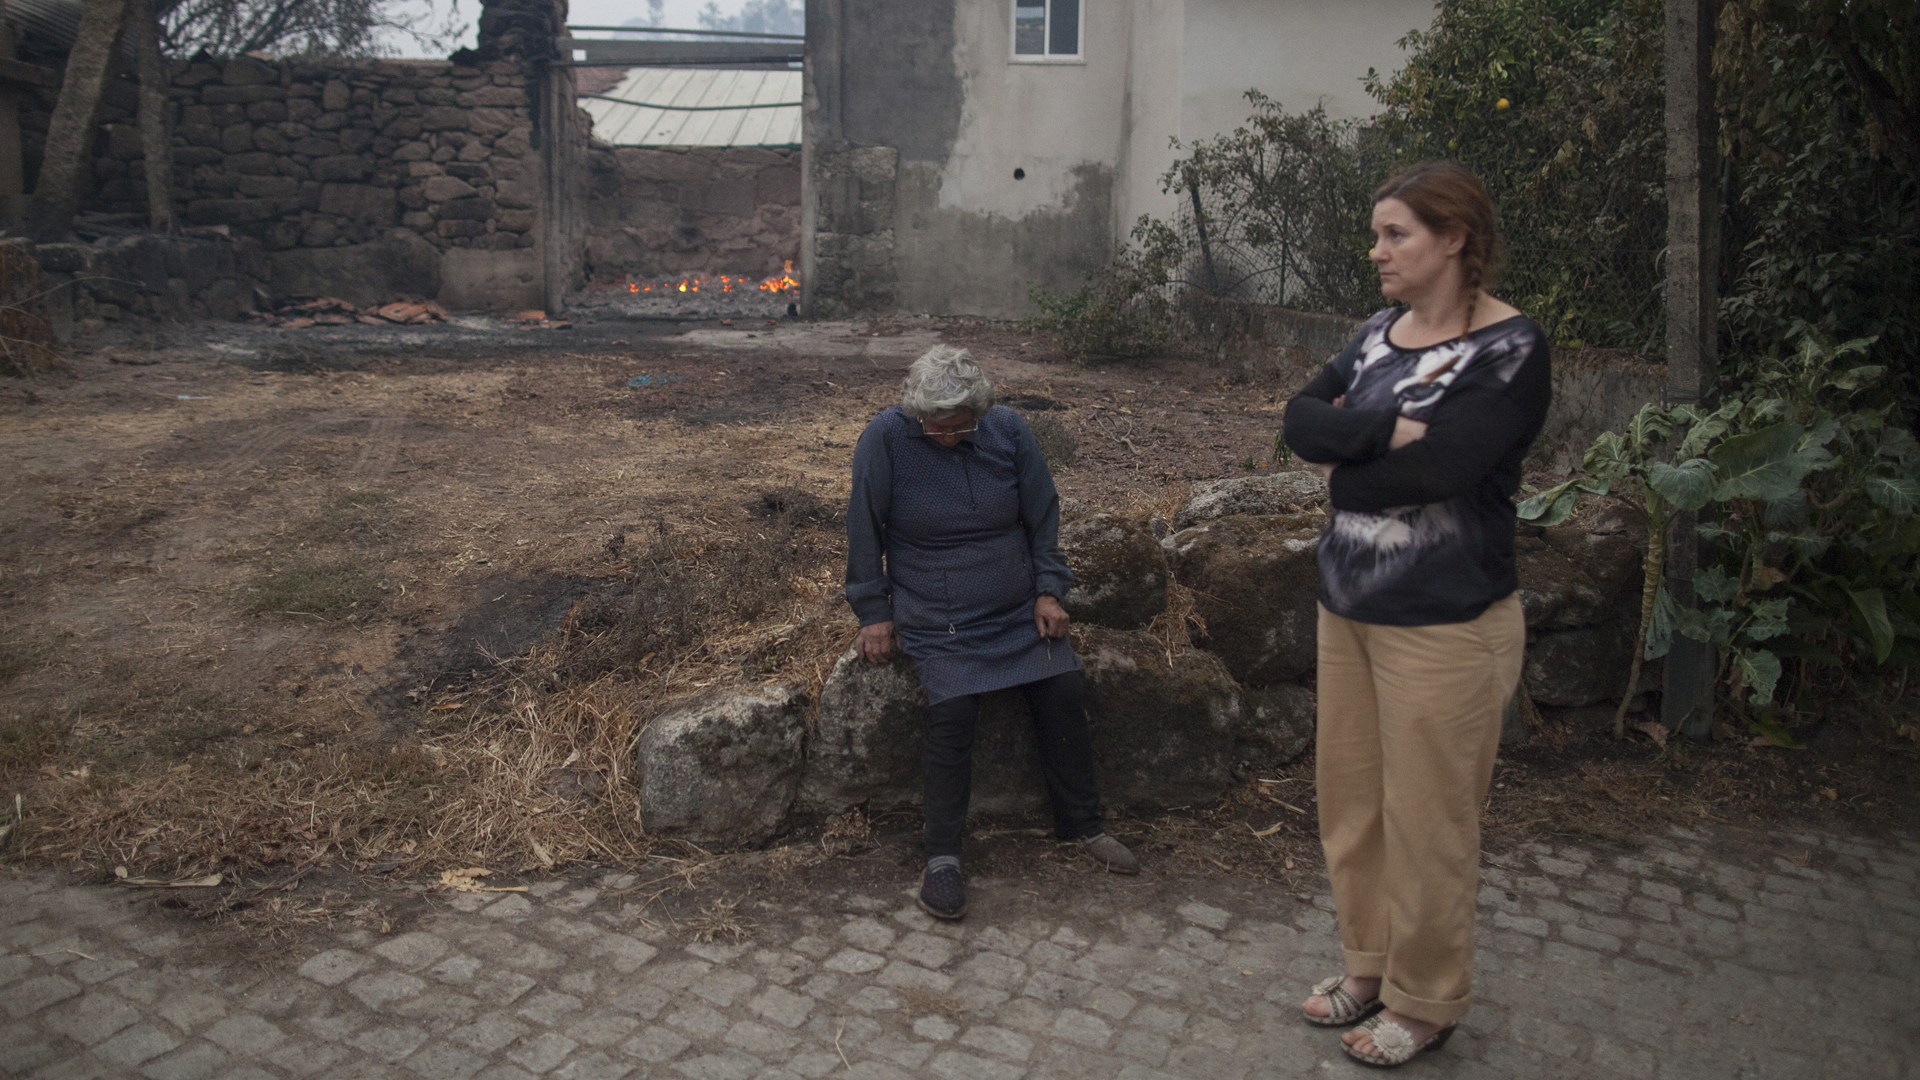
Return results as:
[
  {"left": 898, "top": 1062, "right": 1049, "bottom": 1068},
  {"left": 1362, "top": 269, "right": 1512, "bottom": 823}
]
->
[
  {"left": 1047, "top": 0, "right": 1079, "bottom": 57},
  {"left": 1014, "top": 3, "right": 1047, "bottom": 55}
]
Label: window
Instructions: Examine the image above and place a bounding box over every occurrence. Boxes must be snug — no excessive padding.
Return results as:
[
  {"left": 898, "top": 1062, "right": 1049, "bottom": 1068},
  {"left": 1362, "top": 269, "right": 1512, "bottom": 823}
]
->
[{"left": 1013, "top": 0, "right": 1080, "bottom": 60}]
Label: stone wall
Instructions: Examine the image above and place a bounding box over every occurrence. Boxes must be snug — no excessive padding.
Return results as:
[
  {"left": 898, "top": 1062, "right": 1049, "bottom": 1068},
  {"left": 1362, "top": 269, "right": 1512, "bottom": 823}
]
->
[
  {"left": 89, "top": 53, "right": 549, "bottom": 309},
  {"left": 582, "top": 144, "right": 801, "bottom": 281},
  {"left": 4, "top": 0, "right": 581, "bottom": 313},
  {"left": 637, "top": 474, "right": 1656, "bottom": 848}
]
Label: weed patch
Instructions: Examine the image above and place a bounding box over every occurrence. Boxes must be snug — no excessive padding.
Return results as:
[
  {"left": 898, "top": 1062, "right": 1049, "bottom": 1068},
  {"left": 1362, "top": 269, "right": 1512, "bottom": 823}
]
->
[
  {"left": 241, "top": 560, "right": 386, "bottom": 618},
  {"left": 291, "top": 489, "right": 403, "bottom": 544}
]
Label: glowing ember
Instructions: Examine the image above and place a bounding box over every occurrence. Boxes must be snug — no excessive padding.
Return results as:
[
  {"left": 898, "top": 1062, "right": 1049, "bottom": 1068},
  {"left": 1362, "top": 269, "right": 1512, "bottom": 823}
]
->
[{"left": 622, "top": 261, "right": 800, "bottom": 296}]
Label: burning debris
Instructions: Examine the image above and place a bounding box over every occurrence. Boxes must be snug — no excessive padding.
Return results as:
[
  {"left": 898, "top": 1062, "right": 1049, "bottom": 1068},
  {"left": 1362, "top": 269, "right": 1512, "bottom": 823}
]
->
[
  {"left": 248, "top": 297, "right": 451, "bottom": 330},
  {"left": 619, "top": 260, "right": 801, "bottom": 297}
]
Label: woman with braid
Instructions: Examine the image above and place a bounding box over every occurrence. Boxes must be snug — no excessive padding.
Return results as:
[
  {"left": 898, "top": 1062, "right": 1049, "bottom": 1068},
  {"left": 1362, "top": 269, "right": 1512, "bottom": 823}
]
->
[{"left": 1282, "top": 162, "right": 1550, "bottom": 1067}]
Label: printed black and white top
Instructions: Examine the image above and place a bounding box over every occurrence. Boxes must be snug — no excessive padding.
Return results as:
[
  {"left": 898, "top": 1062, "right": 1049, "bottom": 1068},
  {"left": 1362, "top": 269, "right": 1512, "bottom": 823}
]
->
[{"left": 1282, "top": 307, "right": 1551, "bottom": 626}]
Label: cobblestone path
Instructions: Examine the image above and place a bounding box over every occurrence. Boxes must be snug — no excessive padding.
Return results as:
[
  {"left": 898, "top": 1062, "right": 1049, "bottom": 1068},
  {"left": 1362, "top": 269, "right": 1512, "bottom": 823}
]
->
[{"left": 3, "top": 823, "right": 1915, "bottom": 1079}]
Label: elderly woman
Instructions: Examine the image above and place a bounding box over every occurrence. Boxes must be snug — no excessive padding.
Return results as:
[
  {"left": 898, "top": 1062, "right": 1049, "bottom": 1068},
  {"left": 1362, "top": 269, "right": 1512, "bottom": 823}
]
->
[{"left": 846, "top": 346, "right": 1138, "bottom": 919}]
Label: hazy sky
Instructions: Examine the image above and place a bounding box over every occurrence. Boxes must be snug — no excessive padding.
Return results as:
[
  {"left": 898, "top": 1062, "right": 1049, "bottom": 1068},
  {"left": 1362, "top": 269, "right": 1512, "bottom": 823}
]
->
[{"left": 379, "top": 0, "right": 759, "bottom": 57}]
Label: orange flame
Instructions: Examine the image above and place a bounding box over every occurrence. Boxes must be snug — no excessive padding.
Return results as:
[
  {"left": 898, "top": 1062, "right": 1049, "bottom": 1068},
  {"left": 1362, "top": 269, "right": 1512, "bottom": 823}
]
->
[
  {"left": 758, "top": 260, "right": 800, "bottom": 293},
  {"left": 615, "top": 263, "right": 800, "bottom": 297}
]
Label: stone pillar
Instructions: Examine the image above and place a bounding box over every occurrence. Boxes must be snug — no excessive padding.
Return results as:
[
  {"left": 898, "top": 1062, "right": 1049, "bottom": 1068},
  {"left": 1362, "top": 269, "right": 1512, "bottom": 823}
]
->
[
  {"left": 1661, "top": 0, "right": 1718, "bottom": 740},
  {"left": 27, "top": 0, "right": 133, "bottom": 239},
  {"left": 470, "top": 0, "right": 580, "bottom": 314}
]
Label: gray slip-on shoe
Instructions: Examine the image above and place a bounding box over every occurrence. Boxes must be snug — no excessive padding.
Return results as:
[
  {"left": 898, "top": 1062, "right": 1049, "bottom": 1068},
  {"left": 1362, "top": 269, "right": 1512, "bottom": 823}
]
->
[{"left": 1079, "top": 833, "right": 1139, "bottom": 874}]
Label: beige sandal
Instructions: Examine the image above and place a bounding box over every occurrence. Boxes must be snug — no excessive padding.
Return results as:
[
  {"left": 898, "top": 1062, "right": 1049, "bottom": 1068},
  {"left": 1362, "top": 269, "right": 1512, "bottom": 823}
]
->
[
  {"left": 1301, "top": 975, "right": 1383, "bottom": 1027},
  {"left": 1342, "top": 1013, "right": 1456, "bottom": 1067}
]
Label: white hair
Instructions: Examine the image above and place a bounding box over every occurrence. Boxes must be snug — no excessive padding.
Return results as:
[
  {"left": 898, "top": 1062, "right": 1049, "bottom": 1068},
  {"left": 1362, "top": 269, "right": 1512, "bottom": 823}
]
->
[{"left": 900, "top": 345, "right": 994, "bottom": 419}]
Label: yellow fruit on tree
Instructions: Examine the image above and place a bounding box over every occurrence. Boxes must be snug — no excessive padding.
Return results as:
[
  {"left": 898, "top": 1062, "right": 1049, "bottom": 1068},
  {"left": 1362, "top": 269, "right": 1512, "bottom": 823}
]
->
[{"left": 1495, "top": 97, "right": 1511, "bottom": 110}]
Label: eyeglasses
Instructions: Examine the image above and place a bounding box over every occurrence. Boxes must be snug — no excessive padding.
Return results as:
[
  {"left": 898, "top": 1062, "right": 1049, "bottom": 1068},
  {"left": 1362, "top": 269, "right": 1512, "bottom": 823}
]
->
[{"left": 920, "top": 421, "right": 978, "bottom": 438}]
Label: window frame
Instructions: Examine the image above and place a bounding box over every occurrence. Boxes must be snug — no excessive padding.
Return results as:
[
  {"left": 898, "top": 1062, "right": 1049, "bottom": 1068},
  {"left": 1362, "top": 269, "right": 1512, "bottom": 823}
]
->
[{"left": 1010, "top": 0, "right": 1084, "bottom": 64}]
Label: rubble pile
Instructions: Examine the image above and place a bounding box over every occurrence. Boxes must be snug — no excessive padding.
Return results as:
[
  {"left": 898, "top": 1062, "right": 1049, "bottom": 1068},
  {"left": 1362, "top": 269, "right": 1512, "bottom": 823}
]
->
[{"left": 247, "top": 295, "right": 450, "bottom": 329}]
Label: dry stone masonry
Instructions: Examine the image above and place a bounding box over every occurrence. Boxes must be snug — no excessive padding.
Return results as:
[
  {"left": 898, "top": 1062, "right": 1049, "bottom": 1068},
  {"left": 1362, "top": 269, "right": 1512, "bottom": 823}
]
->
[
  {"left": 6, "top": 0, "right": 585, "bottom": 315},
  {"left": 635, "top": 474, "right": 1653, "bottom": 849}
]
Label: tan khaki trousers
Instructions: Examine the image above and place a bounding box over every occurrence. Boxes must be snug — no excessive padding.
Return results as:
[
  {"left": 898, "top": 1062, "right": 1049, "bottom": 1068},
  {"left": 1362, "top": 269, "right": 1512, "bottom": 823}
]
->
[{"left": 1314, "top": 594, "right": 1525, "bottom": 1026}]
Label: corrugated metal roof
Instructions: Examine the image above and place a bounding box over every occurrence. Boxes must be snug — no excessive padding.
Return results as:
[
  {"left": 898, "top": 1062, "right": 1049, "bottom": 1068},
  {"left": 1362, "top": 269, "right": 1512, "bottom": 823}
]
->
[{"left": 581, "top": 68, "right": 801, "bottom": 147}]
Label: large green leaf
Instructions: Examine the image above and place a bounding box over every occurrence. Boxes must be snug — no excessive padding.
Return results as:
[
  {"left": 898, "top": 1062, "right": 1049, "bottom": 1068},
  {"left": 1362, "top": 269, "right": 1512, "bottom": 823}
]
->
[
  {"left": 1647, "top": 458, "right": 1717, "bottom": 511},
  {"left": 1735, "top": 648, "right": 1784, "bottom": 707},
  {"left": 1583, "top": 431, "right": 1632, "bottom": 479},
  {"left": 1515, "top": 477, "right": 1609, "bottom": 524},
  {"left": 1876, "top": 427, "right": 1920, "bottom": 463},
  {"left": 1846, "top": 587, "right": 1895, "bottom": 664},
  {"left": 1674, "top": 398, "right": 1743, "bottom": 459},
  {"left": 1863, "top": 473, "right": 1920, "bottom": 516},
  {"left": 1693, "top": 565, "right": 1740, "bottom": 603},
  {"left": 1828, "top": 365, "right": 1886, "bottom": 391},
  {"left": 1710, "top": 423, "right": 1831, "bottom": 501},
  {"left": 1675, "top": 604, "right": 1736, "bottom": 645},
  {"left": 1645, "top": 585, "right": 1680, "bottom": 660},
  {"left": 1743, "top": 597, "right": 1793, "bottom": 641}
]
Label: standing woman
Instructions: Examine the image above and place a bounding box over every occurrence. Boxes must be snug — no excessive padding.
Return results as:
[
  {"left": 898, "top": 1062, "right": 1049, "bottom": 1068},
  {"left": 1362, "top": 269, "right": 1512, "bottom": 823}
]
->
[
  {"left": 846, "top": 346, "right": 1139, "bottom": 921},
  {"left": 1282, "top": 162, "right": 1550, "bottom": 1066}
]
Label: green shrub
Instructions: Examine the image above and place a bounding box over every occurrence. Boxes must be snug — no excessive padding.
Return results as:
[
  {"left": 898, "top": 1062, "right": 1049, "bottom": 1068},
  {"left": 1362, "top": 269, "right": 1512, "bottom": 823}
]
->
[{"left": 1524, "top": 336, "right": 1920, "bottom": 734}]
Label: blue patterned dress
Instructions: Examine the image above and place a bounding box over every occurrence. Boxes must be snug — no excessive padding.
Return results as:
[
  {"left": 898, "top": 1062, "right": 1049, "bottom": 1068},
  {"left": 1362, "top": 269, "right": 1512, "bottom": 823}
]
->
[{"left": 845, "top": 405, "right": 1081, "bottom": 703}]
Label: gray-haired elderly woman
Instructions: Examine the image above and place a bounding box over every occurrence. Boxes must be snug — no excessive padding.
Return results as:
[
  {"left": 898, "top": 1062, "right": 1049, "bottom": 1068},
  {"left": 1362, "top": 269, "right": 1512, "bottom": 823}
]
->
[{"left": 846, "top": 346, "right": 1138, "bottom": 919}]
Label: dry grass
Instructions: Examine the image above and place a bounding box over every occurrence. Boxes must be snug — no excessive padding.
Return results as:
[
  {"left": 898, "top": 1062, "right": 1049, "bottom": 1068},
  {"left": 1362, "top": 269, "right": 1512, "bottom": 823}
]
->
[
  {"left": 685, "top": 896, "right": 755, "bottom": 944},
  {"left": 0, "top": 245, "right": 59, "bottom": 378},
  {"left": 4, "top": 525, "right": 859, "bottom": 886}
]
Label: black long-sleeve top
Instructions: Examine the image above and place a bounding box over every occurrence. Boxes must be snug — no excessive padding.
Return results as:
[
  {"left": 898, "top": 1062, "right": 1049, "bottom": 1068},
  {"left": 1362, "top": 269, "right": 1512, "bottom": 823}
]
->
[{"left": 1282, "top": 307, "right": 1552, "bottom": 625}]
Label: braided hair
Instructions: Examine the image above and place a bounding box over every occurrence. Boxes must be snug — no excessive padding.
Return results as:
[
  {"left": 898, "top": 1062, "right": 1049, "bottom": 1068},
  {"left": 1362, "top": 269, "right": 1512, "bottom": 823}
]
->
[{"left": 1373, "top": 162, "right": 1506, "bottom": 341}]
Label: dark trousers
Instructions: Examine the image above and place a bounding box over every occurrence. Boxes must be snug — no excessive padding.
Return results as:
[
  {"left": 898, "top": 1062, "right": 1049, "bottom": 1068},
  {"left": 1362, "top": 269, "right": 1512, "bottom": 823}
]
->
[{"left": 923, "top": 669, "right": 1103, "bottom": 857}]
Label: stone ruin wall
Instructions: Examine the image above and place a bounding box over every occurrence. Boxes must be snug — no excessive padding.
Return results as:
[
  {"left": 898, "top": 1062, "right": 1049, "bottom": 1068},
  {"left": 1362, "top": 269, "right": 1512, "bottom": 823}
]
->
[
  {"left": 3, "top": 0, "right": 588, "bottom": 320},
  {"left": 12, "top": 53, "right": 803, "bottom": 321},
  {"left": 581, "top": 144, "right": 801, "bottom": 283},
  {"left": 70, "top": 54, "right": 539, "bottom": 252}
]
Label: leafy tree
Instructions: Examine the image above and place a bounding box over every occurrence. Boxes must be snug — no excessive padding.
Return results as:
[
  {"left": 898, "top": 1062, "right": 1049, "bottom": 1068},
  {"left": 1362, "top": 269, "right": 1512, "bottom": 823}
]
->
[
  {"left": 1363, "top": 0, "right": 1667, "bottom": 350},
  {"left": 1715, "top": 15, "right": 1920, "bottom": 393},
  {"left": 697, "top": 0, "right": 801, "bottom": 36},
  {"left": 1160, "top": 97, "right": 1385, "bottom": 317},
  {"left": 1717, "top": 0, "right": 1920, "bottom": 192},
  {"left": 155, "top": 0, "right": 466, "bottom": 58}
]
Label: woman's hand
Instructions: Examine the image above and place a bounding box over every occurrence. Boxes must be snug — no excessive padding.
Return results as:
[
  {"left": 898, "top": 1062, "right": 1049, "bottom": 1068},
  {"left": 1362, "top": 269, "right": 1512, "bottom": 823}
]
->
[
  {"left": 1034, "top": 595, "right": 1070, "bottom": 639},
  {"left": 857, "top": 621, "right": 895, "bottom": 664},
  {"left": 1390, "top": 416, "right": 1429, "bottom": 450}
]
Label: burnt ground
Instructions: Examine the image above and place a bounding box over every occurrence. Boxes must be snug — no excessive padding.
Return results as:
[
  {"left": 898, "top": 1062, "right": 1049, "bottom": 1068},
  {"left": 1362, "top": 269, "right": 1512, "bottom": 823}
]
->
[{"left": 1, "top": 311, "right": 1916, "bottom": 939}]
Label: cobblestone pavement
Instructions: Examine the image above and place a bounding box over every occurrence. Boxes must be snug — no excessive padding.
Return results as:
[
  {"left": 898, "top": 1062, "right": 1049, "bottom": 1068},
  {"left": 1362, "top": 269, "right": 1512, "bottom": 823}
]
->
[{"left": 3, "top": 823, "right": 1916, "bottom": 1080}]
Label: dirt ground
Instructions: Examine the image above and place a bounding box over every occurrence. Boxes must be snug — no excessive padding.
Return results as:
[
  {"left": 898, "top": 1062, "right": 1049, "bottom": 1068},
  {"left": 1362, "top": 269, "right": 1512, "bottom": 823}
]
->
[{"left": 1, "top": 312, "right": 1914, "bottom": 938}]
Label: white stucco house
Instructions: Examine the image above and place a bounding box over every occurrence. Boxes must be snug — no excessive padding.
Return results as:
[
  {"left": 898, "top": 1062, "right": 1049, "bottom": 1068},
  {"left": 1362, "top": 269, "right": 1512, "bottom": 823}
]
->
[{"left": 802, "top": 0, "right": 1435, "bottom": 317}]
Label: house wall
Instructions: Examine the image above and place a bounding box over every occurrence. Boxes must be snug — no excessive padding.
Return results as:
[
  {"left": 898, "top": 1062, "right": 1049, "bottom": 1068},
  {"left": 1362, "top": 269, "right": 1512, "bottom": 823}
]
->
[
  {"left": 804, "top": 0, "right": 1434, "bottom": 320},
  {"left": 1119, "top": 0, "right": 1432, "bottom": 230}
]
